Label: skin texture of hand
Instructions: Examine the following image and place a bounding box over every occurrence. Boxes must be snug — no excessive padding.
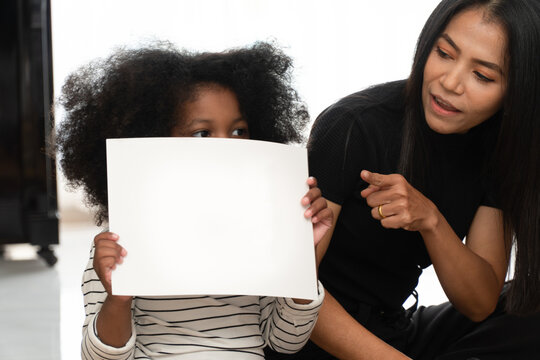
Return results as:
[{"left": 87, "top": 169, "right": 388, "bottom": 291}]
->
[
  {"left": 93, "top": 231, "right": 133, "bottom": 347},
  {"left": 302, "top": 177, "right": 334, "bottom": 247},
  {"left": 93, "top": 232, "right": 132, "bottom": 301},
  {"left": 294, "top": 177, "right": 333, "bottom": 305},
  {"left": 360, "top": 170, "right": 438, "bottom": 232}
]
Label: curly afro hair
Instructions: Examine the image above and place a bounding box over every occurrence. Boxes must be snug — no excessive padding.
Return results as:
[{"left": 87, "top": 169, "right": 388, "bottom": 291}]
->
[{"left": 54, "top": 42, "right": 310, "bottom": 226}]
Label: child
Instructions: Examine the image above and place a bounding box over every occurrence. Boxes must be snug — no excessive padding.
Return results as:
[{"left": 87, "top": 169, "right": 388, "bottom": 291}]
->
[{"left": 55, "top": 42, "right": 332, "bottom": 359}]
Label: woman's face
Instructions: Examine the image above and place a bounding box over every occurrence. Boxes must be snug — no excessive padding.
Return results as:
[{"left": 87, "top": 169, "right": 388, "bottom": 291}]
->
[
  {"left": 422, "top": 8, "right": 507, "bottom": 134},
  {"left": 171, "top": 85, "right": 250, "bottom": 139}
]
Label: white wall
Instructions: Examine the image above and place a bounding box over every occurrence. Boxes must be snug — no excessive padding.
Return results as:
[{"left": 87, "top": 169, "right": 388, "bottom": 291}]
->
[
  {"left": 51, "top": 0, "right": 441, "bottom": 217},
  {"left": 51, "top": 0, "right": 440, "bottom": 122}
]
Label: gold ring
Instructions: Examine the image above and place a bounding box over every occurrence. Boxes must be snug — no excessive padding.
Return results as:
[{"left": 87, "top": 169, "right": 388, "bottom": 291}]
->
[{"left": 378, "top": 204, "right": 386, "bottom": 219}]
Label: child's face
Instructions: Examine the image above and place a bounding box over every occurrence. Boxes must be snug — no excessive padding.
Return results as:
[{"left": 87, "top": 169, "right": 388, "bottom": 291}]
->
[{"left": 171, "top": 85, "right": 250, "bottom": 139}]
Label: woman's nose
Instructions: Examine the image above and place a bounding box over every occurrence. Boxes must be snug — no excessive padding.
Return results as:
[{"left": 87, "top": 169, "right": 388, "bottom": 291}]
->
[{"left": 440, "top": 67, "right": 465, "bottom": 95}]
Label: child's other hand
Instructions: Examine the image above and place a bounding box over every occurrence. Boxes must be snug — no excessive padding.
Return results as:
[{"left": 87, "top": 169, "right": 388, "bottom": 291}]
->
[
  {"left": 93, "top": 231, "right": 132, "bottom": 303},
  {"left": 302, "top": 177, "right": 333, "bottom": 247}
]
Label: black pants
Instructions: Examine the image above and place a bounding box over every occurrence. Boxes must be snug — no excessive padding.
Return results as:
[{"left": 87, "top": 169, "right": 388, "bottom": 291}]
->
[{"left": 264, "top": 293, "right": 540, "bottom": 359}]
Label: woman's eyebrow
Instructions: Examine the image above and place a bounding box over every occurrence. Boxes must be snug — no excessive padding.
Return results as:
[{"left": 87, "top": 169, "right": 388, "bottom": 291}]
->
[
  {"left": 441, "top": 33, "right": 503, "bottom": 74},
  {"left": 441, "top": 33, "right": 460, "bottom": 52}
]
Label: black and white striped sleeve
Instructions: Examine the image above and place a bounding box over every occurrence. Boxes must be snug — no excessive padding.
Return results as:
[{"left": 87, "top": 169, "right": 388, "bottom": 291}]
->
[
  {"left": 81, "top": 244, "right": 136, "bottom": 360},
  {"left": 261, "top": 280, "right": 325, "bottom": 354}
]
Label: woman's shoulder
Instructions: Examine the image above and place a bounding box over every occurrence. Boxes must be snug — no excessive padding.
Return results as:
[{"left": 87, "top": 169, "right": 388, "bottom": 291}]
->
[{"left": 310, "top": 80, "right": 406, "bottom": 141}]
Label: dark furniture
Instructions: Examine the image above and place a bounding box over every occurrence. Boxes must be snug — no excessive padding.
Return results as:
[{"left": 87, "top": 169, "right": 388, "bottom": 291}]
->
[{"left": 0, "top": 0, "right": 58, "bottom": 265}]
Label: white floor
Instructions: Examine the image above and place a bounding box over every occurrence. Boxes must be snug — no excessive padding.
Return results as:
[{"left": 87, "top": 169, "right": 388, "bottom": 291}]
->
[
  {"left": 0, "top": 216, "right": 101, "bottom": 360},
  {"left": 0, "top": 190, "right": 447, "bottom": 360}
]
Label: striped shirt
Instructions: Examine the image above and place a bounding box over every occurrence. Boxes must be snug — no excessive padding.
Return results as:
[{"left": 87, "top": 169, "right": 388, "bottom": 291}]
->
[{"left": 81, "top": 245, "right": 324, "bottom": 359}]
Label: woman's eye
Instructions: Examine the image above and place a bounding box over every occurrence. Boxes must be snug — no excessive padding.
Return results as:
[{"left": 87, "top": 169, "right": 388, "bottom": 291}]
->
[
  {"left": 436, "top": 47, "right": 451, "bottom": 59},
  {"left": 474, "top": 71, "right": 494, "bottom": 83},
  {"left": 192, "top": 130, "right": 210, "bottom": 137},
  {"left": 232, "top": 128, "right": 248, "bottom": 137}
]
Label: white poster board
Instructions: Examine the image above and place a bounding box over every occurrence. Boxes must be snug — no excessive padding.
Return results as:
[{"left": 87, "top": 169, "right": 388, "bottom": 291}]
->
[{"left": 107, "top": 137, "right": 318, "bottom": 300}]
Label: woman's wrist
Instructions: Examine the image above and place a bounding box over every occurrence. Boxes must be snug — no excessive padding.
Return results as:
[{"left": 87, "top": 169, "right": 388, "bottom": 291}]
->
[{"left": 420, "top": 202, "right": 441, "bottom": 234}]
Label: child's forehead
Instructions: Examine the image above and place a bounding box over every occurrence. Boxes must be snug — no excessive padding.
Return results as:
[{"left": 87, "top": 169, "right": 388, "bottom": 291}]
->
[
  {"left": 187, "top": 88, "right": 240, "bottom": 116},
  {"left": 180, "top": 84, "right": 238, "bottom": 111},
  {"left": 192, "top": 82, "right": 233, "bottom": 97}
]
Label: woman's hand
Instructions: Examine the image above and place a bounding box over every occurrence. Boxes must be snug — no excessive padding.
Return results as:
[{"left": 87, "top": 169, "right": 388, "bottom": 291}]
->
[
  {"left": 302, "top": 177, "right": 334, "bottom": 247},
  {"left": 360, "top": 170, "right": 439, "bottom": 232},
  {"left": 93, "top": 231, "right": 132, "bottom": 303}
]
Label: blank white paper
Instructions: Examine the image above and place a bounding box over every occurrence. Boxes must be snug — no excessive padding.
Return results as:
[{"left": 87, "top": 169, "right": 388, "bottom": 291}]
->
[{"left": 107, "top": 137, "right": 318, "bottom": 300}]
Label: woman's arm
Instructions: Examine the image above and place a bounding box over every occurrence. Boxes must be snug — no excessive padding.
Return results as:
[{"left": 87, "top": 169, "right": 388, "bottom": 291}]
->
[
  {"left": 312, "top": 291, "right": 411, "bottom": 359},
  {"left": 308, "top": 200, "right": 411, "bottom": 359},
  {"left": 361, "top": 170, "right": 509, "bottom": 321},
  {"left": 422, "top": 205, "right": 508, "bottom": 321}
]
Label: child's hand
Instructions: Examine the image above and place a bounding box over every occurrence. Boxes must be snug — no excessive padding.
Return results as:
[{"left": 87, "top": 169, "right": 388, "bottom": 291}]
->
[
  {"left": 302, "top": 177, "right": 333, "bottom": 248},
  {"left": 93, "top": 231, "right": 132, "bottom": 303},
  {"left": 295, "top": 179, "right": 331, "bottom": 305}
]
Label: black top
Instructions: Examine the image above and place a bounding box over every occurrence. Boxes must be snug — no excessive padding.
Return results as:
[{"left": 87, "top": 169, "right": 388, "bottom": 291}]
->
[{"left": 308, "top": 80, "right": 498, "bottom": 312}]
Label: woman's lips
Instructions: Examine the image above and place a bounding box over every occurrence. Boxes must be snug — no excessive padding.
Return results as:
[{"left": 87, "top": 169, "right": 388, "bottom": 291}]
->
[{"left": 431, "top": 94, "right": 461, "bottom": 114}]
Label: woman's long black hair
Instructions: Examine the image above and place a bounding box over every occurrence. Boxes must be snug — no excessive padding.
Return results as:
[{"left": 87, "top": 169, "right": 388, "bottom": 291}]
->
[
  {"left": 54, "top": 42, "right": 309, "bottom": 226},
  {"left": 399, "top": 0, "right": 540, "bottom": 315}
]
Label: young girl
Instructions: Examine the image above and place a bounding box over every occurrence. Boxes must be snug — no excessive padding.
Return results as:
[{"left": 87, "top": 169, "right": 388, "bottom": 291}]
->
[
  {"left": 266, "top": 0, "right": 540, "bottom": 359},
  {"left": 55, "top": 42, "right": 332, "bottom": 359}
]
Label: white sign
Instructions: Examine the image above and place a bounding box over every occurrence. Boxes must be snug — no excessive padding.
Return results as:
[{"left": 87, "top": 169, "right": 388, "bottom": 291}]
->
[{"left": 107, "top": 137, "right": 317, "bottom": 300}]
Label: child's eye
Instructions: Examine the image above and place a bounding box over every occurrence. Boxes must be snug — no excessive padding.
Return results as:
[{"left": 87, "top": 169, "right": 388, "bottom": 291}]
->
[
  {"left": 232, "top": 128, "right": 248, "bottom": 137},
  {"left": 192, "top": 130, "right": 210, "bottom": 137}
]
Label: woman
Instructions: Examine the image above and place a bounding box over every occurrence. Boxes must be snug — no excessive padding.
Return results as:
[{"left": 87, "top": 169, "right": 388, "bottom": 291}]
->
[
  {"left": 266, "top": 0, "right": 540, "bottom": 359},
  {"left": 55, "top": 42, "right": 332, "bottom": 359}
]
